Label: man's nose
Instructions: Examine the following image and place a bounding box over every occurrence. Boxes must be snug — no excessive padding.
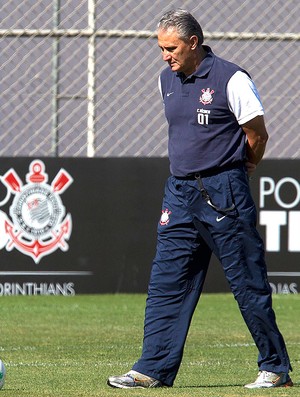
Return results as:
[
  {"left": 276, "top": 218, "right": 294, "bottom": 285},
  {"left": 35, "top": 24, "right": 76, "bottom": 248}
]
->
[{"left": 162, "top": 50, "right": 172, "bottom": 61}]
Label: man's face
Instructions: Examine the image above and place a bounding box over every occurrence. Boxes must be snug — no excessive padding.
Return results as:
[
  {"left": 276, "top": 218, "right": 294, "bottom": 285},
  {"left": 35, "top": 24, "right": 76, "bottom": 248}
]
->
[{"left": 157, "top": 28, "right": 197, "bottom": 76}]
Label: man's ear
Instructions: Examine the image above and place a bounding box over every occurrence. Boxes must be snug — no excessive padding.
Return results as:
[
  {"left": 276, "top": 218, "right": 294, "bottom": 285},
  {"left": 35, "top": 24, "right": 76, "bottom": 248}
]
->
[{"left": 190, "top": 35, "right": 198, "bottom": 49}]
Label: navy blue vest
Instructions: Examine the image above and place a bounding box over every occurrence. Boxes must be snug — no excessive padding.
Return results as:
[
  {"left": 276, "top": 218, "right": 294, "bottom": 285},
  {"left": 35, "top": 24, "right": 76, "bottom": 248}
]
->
[{"left": 160, "top": 46, "right": 248, "bottom": 176}]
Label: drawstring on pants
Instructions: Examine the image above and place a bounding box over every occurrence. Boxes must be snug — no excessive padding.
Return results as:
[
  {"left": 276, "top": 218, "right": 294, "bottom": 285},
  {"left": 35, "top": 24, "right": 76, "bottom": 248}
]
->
[{"left": 195, "top": 173, "right": 235, "bottom": 214}]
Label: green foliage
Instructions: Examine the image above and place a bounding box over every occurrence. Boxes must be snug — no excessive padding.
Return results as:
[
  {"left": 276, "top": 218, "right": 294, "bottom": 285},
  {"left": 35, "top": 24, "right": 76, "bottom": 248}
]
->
[{"left": 0, "top": 293, "right": 299, "bottom": 396}]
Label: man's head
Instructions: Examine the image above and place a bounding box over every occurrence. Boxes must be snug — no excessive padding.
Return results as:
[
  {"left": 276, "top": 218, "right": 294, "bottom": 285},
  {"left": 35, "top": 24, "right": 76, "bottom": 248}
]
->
[
  {"left": 157, "top": 9, "right": 204, "bottom": 46},
  {"left": 157, "top": 9, "right": 205, "bottom": 76}
]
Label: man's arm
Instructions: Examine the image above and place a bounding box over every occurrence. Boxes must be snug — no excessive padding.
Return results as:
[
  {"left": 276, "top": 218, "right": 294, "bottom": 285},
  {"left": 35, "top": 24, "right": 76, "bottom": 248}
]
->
[{"left": 241, "top": 115, "right": 269, "bottom": 175}]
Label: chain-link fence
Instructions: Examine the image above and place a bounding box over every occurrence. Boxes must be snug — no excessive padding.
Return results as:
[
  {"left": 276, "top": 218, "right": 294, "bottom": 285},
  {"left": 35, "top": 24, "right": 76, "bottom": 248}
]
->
[{"left": 1, "top": 0, "right": 299, "bottom": 158}]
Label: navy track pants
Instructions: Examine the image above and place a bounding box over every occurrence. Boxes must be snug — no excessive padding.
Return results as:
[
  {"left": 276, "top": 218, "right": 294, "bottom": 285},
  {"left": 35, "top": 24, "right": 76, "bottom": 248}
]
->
[{"left": 132, "top": 165, "right": 291, "bottom": 386}]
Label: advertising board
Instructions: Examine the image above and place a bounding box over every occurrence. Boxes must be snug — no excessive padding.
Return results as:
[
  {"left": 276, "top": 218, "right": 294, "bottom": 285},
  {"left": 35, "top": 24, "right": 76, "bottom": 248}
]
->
[{"left": 0, "top": 158, "right": 298, "bottom": 295}]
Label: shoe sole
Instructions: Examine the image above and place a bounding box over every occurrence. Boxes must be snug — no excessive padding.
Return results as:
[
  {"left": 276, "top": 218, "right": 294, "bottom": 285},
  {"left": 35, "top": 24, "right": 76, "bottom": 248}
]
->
[
  {"left": 107, "top": 379, "right": 163, "bottom": 389},
  {"left": 245, "top": 379, "right": 294, "bottom": 389},
  {"left": 107, "top": 379, "right": 145, "bottom": 389}
]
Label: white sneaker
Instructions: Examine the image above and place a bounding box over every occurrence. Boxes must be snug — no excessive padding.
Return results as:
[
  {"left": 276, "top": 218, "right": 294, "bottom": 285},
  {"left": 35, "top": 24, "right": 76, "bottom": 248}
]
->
[
  {"left": 245, "top": 370, "right": 293, "bottom": 389},
  {"left": 107, "top": 370, "right": 162, "bottom": 389}
]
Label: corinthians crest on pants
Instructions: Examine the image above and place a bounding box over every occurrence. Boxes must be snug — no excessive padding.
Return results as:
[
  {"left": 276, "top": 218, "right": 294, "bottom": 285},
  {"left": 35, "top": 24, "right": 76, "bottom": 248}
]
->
[{"left": 0, "top": 159, "right": 73, "bottom": 263}]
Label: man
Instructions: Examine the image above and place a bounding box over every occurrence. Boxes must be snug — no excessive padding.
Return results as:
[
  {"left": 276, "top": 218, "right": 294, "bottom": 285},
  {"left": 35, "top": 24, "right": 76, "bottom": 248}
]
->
[{"left": 107, "top": 9, "right": 293, "bottom": 389}]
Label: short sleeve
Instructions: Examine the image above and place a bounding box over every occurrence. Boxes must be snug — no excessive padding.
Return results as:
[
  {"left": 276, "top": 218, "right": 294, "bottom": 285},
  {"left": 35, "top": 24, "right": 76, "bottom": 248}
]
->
[{"left": 227, "top": 71, "right": 264, "bottom": 125}]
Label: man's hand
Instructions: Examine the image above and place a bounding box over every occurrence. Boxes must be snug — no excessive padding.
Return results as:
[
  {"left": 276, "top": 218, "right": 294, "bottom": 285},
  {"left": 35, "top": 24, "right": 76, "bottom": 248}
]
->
[{"left": 245, "top": 161, "right": 256, "bottom": 177}]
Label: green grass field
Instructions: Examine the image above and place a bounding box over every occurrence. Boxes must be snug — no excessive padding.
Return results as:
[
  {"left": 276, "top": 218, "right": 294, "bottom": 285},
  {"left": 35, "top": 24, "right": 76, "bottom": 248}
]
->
[{"left": 0, "top": 293, "right": 299, "bottom": 397}]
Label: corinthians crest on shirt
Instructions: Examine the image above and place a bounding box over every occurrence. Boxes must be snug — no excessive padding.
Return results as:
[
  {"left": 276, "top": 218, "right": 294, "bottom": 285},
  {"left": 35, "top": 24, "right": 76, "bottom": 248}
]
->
[
  {"left": 199, "top": 88, "right": 214, "bottom": 105},
  {"left": 1, "top": 159, "right": 73, "bottom": 263}
]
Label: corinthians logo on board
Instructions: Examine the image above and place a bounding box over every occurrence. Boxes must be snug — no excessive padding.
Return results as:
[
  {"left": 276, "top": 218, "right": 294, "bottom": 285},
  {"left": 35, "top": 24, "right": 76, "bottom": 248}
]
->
[{"left": 0, "top": 159, "right": 73, "bottom": 263}]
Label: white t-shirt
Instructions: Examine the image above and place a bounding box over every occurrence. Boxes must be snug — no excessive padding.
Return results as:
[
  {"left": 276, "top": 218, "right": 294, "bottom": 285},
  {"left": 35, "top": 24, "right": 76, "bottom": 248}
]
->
[{"left": 227, "top": 71, "right": 264, "bottom": 125}]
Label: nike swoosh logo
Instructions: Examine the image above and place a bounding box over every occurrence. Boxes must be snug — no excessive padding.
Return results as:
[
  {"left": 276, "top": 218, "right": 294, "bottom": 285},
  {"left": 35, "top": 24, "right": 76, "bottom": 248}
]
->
[
  {"left": 216, "top": 215, "right": 226, "bottom": 222},
  {"left": 166, "top": 92, "right": 174, "bottom": 96}
]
